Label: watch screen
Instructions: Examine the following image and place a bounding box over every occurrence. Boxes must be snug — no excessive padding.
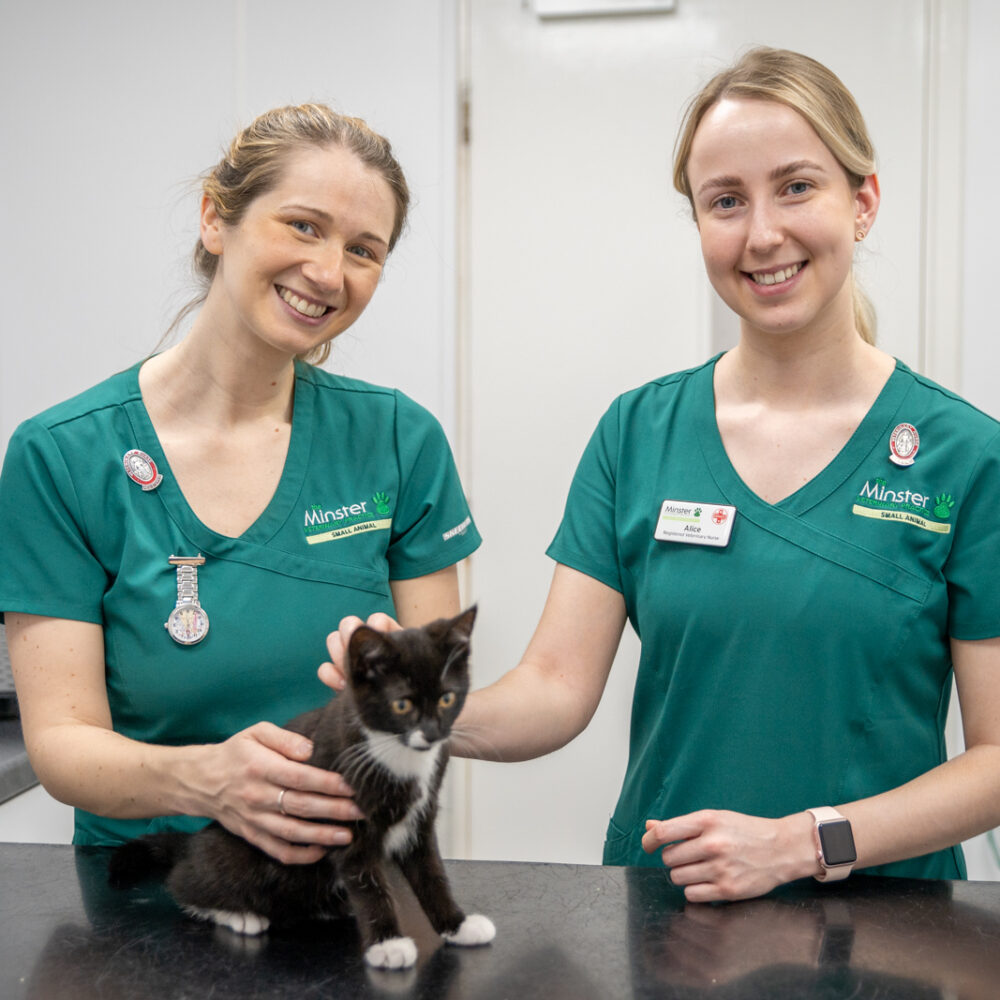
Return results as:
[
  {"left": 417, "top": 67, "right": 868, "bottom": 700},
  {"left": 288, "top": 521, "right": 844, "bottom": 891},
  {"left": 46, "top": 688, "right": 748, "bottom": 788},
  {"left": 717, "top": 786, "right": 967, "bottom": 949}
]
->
[{"left": 819, "top": 820, "right": 857, "bottom": 866}]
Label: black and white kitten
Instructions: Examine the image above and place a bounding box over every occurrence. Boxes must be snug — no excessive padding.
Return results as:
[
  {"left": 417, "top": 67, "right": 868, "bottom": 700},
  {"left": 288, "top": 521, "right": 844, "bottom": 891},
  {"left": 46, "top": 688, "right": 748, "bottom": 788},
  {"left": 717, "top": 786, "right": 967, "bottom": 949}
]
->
[{"left": 109, "top": 606, "right": 494, "bottom": 969}]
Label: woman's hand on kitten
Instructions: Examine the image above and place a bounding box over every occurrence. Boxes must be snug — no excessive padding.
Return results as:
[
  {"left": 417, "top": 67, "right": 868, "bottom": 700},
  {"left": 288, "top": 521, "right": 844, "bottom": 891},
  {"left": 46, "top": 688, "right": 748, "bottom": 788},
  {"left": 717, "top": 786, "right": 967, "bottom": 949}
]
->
[
  {"left": 204, "top": 722, "right": 364, "bottom": 865},
  {"left": 642, "top": 809, "right": 818, "bottom": 901},
  {"left": 319, "top": 612, "right": 403, "bottom": 692}
]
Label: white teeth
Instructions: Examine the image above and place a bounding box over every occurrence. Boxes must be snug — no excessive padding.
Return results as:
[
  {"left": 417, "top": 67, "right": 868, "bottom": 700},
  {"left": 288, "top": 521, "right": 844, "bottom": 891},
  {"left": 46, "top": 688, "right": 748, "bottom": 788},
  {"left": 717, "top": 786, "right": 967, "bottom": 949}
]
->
[
  {"left": 751, "top": 263, "right": 803, "bottom": 285},
  {"left": 279, "top": 286, "right": 328, "bottom": 318}
]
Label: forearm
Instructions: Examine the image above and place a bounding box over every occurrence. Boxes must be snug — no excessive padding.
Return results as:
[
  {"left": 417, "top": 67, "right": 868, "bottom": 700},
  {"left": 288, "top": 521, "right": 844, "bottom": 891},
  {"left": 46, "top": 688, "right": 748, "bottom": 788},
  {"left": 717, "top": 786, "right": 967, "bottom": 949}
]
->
[
  {"left": 451, "top": 564, "right": 626, "bottom": 762},
  {"left": 840, "top": 638, "right": 1000, "bottom": 869},
  {"left": 453, "top": 660, "right": 598, "bottom": 763},
  {"left": 841, "top": 744, "right": 1000, "bottom": 870},
  {"left": 645, "top": 744, "right": 1000, "bottom": 902},
  {"left": 24, "top": 721, "right": 218, "bottom": 820}
]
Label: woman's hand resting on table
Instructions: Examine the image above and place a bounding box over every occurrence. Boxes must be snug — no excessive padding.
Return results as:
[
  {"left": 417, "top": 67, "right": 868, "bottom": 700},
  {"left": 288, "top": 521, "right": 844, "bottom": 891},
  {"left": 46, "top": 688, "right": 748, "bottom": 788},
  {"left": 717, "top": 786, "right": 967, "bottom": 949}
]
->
[{"left": 642, "top": 809, "right": 819, "bottom": 902}]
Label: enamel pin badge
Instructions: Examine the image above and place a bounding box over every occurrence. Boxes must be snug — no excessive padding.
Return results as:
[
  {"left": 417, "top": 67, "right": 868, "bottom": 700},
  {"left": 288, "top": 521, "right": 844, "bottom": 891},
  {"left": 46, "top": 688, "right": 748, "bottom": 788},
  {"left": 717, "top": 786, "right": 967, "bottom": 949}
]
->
[
  {"left": 888, "top": 423, "right": 919, "bottom": 467},
  {"left": 123, "top": 449, "right": 163, "bottom": 491},
  {"left": 165, "top": 555, "right": 210, "bottom": 645}
]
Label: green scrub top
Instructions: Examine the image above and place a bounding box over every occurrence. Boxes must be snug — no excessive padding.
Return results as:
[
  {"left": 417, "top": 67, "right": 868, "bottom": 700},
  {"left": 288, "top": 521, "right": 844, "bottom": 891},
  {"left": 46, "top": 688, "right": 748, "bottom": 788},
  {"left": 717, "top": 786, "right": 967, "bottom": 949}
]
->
[
  {"left": 548, "top": 356, "right": 1000, "bottom": 879},
  {"left": 0, "top": 360, "right": 480, "bottom": 845}
]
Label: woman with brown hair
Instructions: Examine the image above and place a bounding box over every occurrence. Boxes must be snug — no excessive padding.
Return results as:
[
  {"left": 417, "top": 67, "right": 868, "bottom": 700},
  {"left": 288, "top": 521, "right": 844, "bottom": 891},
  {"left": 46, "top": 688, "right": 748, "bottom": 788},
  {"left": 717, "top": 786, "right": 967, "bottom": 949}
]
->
[{"left": 0, "top": 104, "right": 479, "bottom": 862}]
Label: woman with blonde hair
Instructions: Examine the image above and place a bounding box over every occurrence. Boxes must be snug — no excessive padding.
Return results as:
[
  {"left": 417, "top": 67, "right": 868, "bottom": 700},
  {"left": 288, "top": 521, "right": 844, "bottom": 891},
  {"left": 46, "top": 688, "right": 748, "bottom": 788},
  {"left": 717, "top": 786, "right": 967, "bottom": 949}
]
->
[
  {"left": 330, "top": 48, "right": 1000, "bottom": 900},
  {"left": 0, "top": 104, "right": 479, "bottom": 862}
]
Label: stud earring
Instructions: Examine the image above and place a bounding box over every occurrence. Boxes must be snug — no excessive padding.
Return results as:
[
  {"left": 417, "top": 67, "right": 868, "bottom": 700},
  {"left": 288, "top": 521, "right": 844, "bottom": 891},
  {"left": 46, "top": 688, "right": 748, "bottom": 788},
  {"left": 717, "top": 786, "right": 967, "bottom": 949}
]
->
[{"left": 855, "top": 228, "right": 867, "bottom": 242}]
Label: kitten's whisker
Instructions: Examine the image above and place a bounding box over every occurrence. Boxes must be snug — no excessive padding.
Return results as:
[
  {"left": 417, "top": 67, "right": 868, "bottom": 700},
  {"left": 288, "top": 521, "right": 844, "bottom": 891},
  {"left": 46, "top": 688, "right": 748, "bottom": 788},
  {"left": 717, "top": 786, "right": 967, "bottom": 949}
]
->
[
  {"left": 336, "top": 746, "right": 382, "bottom": 791},
  {"left": 333, "top": 744, "right": 388, "bottom": 793},
  {"left": 449, "top": 724, "right": 508, "bottom": 763},
  {"left": 332, "top": 742, "right": 368, "bottom": 775}
]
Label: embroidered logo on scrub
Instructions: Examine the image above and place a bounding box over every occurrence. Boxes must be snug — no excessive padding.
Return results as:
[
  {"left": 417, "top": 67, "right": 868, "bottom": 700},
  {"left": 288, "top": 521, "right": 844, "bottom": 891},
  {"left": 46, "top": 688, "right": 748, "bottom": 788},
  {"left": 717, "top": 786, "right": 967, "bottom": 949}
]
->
[
  {"left": 303, "top": 493, "right": 392, "bottom": 545},
  {"left": 851, "top": 478, "right": 953, "bottom": 534}
]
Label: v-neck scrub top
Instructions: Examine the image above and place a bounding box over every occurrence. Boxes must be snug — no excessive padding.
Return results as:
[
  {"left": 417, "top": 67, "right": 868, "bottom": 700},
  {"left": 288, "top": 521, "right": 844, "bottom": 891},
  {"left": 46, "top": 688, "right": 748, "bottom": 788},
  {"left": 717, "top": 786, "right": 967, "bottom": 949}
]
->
[
  {"left": 548, "top": 356, "right": 1000, "bottom": 879},
  {"left": 0, "top": 361, "right": 480, "bottom": 845}
]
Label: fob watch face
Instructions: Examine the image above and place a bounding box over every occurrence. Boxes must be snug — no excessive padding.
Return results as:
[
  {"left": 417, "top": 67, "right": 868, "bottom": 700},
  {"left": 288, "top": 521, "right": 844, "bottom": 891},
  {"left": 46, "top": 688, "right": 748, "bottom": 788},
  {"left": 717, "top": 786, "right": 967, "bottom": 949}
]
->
[{"left": 165, "top": 604, "right": 210, "bottom": 645}]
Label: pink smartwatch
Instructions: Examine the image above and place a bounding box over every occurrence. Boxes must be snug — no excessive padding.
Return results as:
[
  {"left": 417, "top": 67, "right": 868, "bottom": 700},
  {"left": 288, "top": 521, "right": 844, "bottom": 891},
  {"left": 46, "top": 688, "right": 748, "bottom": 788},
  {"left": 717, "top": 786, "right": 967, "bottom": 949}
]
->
[{"left": 807, "top": 807, "right": 857, "bottom": 882}]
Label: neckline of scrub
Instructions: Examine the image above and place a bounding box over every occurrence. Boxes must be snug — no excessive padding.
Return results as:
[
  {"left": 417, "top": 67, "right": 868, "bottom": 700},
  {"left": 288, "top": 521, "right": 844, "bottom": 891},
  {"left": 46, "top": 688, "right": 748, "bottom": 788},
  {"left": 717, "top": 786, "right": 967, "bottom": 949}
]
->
[
  {"left": 694, "top": 354, "right": 913, "bottom": 517},
  {"left": 122, "top": 359, "right": 317, "bottom": 550}
]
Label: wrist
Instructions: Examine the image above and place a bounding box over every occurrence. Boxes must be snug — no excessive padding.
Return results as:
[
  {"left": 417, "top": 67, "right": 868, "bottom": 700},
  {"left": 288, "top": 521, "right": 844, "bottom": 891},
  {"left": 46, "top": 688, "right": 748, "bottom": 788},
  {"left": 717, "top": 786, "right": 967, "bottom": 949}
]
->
[
  {"left": 782, "top": 811, "right": 826, "bottom": 882},
  {"left": 806, "top": 806, "right": 857, "bottom": 882},
  {"left": 159, "top": 742, "right": 221, "bottom": 819}
]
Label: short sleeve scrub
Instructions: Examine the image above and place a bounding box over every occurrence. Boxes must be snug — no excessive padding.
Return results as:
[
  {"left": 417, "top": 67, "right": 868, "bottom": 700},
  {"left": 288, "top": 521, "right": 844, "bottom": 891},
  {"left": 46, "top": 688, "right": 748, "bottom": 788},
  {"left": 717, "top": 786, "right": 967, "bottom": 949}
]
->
[
  {"left": 0, "top": 360, "right": 480, "bottom": 845},
  {"left": 548, "top": 356, "right": 1000, "bottom": 879}
]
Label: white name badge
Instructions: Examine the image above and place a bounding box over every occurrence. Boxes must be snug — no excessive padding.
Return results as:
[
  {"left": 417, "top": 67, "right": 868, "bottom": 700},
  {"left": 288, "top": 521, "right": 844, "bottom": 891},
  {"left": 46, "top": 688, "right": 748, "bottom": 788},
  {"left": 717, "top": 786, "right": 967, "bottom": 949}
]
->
[{"left": 654, "top": 499, "right": 736, "bottom": 547}]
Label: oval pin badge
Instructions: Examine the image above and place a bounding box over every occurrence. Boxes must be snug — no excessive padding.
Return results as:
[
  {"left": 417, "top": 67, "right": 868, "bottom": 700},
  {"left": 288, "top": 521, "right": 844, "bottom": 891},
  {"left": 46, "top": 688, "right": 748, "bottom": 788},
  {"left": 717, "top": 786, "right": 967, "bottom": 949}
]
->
[
  {"left": 888, "top": 423, "right": 919, "bottom": 467},
  {"left": 123, "top": 449, "right": 163, "bottom": 491}
]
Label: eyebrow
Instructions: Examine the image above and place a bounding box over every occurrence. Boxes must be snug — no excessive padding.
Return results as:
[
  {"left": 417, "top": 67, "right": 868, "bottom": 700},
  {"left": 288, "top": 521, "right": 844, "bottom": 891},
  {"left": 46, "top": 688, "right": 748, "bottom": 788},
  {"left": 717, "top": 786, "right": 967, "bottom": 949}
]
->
[
  {"left": 696, "top": 175, "right": 741, "bottom": 197},
  {"left": 769, "top": 159, "right": 827, "bottom": 181},
  {"left": 695, "top": 160, "right": 829, "bottom": 197},
  {"left": 282, "top": 204, "right": 390, "bottom": 248}
]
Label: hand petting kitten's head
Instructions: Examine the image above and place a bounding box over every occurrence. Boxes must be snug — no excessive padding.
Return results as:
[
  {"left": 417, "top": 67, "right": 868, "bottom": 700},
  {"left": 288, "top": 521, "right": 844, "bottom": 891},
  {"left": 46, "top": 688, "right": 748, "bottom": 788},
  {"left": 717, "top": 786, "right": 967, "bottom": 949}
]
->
[{"left": 347, "top": 606, "right": 476, "bottom": 751}]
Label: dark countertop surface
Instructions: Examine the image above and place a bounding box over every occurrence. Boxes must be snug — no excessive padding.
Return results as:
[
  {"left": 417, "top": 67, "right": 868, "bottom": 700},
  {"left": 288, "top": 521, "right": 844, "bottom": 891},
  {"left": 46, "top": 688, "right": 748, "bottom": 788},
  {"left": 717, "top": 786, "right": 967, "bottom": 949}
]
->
[
  {"left": 0, "top": 718, "right": 36, "bottom": 805},
  {"left": 4, "top": 843, "right": 1000, "bottom": 999}
]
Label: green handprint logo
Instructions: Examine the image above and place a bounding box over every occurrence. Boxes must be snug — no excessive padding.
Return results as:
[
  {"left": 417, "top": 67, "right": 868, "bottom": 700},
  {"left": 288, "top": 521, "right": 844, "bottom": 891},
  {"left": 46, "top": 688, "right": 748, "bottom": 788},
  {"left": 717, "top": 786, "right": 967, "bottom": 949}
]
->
[
  {"left": 933, "top": 494, "right": 954, "bottom": 519},
  {"left": 373, "top": 491, "right": 391, "bottom": 515}
]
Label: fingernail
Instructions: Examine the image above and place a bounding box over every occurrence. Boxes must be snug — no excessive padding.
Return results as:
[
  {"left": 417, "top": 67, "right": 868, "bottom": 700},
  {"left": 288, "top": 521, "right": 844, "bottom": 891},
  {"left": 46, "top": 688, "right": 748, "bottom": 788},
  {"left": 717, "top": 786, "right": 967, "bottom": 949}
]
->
[
  {"left": 332, "top": 829, "right": 352, "bottom": 845},
  {"left": 298, "top": 740, "right": 314, "bottom": 756}
]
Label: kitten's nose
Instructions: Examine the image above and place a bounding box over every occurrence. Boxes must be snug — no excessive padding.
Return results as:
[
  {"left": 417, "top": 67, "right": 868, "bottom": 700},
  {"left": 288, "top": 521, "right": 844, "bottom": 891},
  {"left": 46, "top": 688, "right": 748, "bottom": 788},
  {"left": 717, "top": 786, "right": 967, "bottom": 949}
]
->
[
  {"left": 407, "top": 731, "right": 433, "bottom": 751},
  {"left": 421, "top": 721, "right": 445, "bottom": 744}
]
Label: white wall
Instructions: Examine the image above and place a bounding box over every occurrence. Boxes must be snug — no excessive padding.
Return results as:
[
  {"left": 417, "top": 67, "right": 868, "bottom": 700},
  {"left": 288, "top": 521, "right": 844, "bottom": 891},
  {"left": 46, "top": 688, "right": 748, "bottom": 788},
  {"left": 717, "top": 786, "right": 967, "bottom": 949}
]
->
[
  {"left": 0, "top": 785, "right": 74, "bottom": 844},
  {"left": 0, "top": 0, "right": 459, "bottom": 447},
  {"left": 961, "top": 0, "right": 1000, "bottom": 418}
]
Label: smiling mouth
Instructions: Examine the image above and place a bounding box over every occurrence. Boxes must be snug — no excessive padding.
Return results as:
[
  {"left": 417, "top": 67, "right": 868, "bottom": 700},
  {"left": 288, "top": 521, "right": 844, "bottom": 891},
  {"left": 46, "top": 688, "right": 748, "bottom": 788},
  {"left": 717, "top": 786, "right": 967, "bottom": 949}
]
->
[
  {"left": 276, "top": 285, "right": 332, "bottom": 319},
  {"left": 748, "top": 262, "right": 805, "bottom": 286}
]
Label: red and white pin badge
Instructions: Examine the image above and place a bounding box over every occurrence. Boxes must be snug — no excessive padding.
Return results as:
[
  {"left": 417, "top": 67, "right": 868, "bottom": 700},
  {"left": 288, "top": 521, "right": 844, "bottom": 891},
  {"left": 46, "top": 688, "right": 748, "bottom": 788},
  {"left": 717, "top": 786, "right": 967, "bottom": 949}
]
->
[
  {"left": 888, "top": 423, "right": 919, "bottom": 467},
  {"left": 123, "top": 449, "right": 163, "bottom": 491}
]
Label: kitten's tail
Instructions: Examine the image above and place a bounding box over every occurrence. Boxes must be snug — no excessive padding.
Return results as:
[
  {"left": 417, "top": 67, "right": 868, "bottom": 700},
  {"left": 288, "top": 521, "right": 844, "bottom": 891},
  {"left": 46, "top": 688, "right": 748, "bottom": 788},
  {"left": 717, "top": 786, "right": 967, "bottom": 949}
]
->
[{"left": 108, "top": 833, "right": 189, "bottom": 889}]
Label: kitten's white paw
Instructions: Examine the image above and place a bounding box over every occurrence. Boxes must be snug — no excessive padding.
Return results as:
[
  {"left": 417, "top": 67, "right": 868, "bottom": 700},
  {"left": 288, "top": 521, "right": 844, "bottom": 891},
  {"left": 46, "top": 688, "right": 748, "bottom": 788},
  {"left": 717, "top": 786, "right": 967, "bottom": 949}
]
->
[
  {"left": 365, "top": 936, "right": 418, "bottom": 969},
  {"left": 442, "top": 913, "right": 496, "bottom": 947},
  {"left": 185, "top": 906, "right": 270, "bottom": 936}
]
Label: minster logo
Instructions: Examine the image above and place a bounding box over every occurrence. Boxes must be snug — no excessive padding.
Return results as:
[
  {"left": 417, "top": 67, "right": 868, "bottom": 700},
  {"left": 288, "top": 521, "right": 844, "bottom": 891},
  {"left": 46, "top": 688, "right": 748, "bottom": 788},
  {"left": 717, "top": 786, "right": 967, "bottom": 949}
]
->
[
  {"left": 303, "top": 493, "right": 393, "bottom": 545},
  {"left": 852, "top": 477, "right": 953, "bottom": 534}
]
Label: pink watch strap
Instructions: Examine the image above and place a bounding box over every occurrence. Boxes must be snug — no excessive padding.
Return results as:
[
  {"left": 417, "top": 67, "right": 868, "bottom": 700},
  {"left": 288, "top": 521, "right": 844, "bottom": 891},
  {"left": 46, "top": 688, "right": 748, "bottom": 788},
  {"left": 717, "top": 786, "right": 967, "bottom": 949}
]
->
[{"left": 807, "top": 807, "right": 855, "bottom": 882}]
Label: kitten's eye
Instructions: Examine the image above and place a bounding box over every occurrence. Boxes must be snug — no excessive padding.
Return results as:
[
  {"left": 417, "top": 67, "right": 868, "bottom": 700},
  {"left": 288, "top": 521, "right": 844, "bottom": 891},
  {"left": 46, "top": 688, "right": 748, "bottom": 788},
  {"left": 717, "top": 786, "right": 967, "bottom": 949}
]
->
[
  {"left": 391, "top": 698, "right": 413, "bottom": 715},
  {"left": 439, "top": 692, "right": 457, "bottom": 709}
]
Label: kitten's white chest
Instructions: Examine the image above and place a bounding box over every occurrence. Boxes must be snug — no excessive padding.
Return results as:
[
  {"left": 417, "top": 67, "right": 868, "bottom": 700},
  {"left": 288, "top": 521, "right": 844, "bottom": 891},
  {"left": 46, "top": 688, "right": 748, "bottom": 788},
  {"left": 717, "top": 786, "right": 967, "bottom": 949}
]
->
[
  {"left": 362, "top": 729, "right": 442, "bottom": 857},
  {"left": 383, "top": 784, "right": 432, "bottom": 857}
]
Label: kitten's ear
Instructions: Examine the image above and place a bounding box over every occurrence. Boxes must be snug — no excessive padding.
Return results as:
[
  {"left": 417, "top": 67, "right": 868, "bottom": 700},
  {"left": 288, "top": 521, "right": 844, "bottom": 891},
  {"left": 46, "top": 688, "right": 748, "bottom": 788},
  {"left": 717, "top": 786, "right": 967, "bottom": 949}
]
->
[
  {"left": 441, "top": 607, "right": 477, "bottom": 683},
  {"left": 448, "top": 604, "right": 477, "bottom": 645},
  {"left": 347, "top": 625, "right": 395, "bottom": 682}
]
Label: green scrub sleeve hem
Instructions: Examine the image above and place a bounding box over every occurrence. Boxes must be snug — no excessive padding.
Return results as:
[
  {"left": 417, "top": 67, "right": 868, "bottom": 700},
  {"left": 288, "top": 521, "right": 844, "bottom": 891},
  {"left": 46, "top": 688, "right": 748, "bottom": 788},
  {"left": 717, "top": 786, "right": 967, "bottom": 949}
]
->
[
  {"left": 0, "top": 603, "right": 103, "bottom": 626},
  {"left": 387, "top": 525, "right": 482, "bottom": 582},
  {"left": 948, "top": 622, "right": 1000, "bottom": 642},
  {"left": 545, "top": 542, "right": 624, "bottom": 595}
]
